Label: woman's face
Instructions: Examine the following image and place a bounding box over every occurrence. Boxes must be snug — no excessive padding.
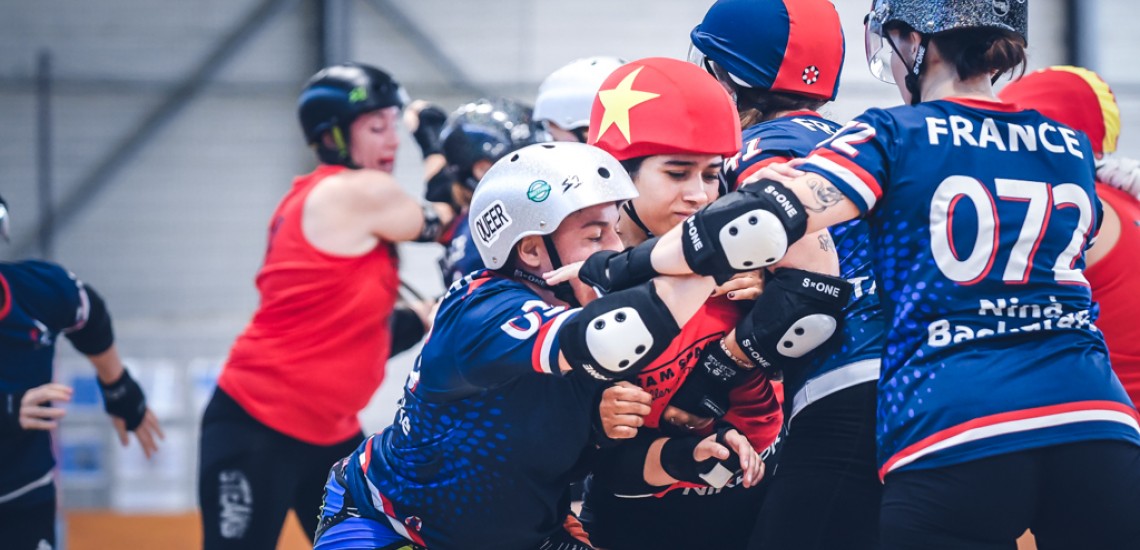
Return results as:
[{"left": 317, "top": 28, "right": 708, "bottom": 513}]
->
[
  {"left": 630, "top": 154, "right": 722, "bottom": 236},
  {"left": 349, "top": 107, "right": 401, "bottom": 173}
]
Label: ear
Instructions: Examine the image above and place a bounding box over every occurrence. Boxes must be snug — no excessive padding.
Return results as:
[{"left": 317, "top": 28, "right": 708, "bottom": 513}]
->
[
  {"left": 472, "top": 159, "right": 495, "bottom": 182},
  {"left": 515, "top": 235, "right": 545, "bottom": 270}
]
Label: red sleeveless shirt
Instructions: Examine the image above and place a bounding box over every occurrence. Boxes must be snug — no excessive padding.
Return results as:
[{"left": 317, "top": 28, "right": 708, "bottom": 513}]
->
[
  {"left": 1086, "top": 183, "right": 1140, "bottom": 407},
  {"left": 218, "top": 165, "right": 399, "bottom": 444}
]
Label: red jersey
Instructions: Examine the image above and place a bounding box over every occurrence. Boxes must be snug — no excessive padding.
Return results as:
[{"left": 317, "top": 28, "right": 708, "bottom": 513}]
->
[
  {"left": 634, "top": 296, "right": 783, "bottom": 453},
  {"left": 218, "top": 165, "right": 399, "bottom": 444},
  {"left": 1086, "top": 183, "right": 1140, "bottom": 407}
]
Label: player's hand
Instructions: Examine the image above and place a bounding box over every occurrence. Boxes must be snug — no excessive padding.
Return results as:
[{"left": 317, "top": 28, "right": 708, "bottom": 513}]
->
[
  {"left": 712, "top": 271, "right": 763, "bottom": 301},
  {"left": 693, "top": 428, "right": 764, "bottom": 488},
  {"left": 662, "top": 406, "right": 714, "bottom": 432},
  {"left": 741, "top": 158, "right": 808, "bottom": 187},
  {"left": 19, "top": 383, "right": 72, "bottom": 431},
  {"left": 402, "top": 100, "right": 434, "bottom": 133},
  {"left": 543, "top": 261, "right": 584, "bottom": 286},
  {"left": 112, "top": 408, "right": 164, "bottom": 459},
  {"left": 598, "top": 382, "right": 652, "bottom": 439},
  {"left": 404, "top": 100, "right": 449, "bottom": 159}
]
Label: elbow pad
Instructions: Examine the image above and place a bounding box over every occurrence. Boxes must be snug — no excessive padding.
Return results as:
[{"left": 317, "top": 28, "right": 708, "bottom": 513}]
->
[
  {"left": 735, "top": 268, "right": 852, "bottom": 373},
  {"left": 578, "top": 237, "right": 660, "bottom": 296},
  {"left": 681, "top": 180, "right": 809, "bottom": 282},
  {"left": 390, "top": 307, "right": 426, "bottom": 356},
  {"left": 415, "top": 202, "right": 445, "bottom": 243},
  {"left": 560, "top": 281, "right": 681, "bottom": 381},
  {"left": 65, "top": 285, "right": 114, "bottom": 356}
]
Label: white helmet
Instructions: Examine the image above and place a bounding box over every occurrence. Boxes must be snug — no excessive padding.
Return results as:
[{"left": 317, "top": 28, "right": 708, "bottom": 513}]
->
[
  {"left": 470, "top": 142, "right": 637, "bottom": 269},
  {"left": 534, "top": 56, "right": 625, "bottom": 131}
]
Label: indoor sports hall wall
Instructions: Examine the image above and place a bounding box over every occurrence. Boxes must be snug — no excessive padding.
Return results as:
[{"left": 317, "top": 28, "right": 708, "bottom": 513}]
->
[{"left": 0, "top": 0, "right": 1136, "bottom": 523}]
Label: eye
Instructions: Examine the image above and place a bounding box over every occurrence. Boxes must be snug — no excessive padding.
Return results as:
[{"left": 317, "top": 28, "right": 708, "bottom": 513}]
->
[{"left": 666, "top": 171, "right": 688, "bottom": 181}]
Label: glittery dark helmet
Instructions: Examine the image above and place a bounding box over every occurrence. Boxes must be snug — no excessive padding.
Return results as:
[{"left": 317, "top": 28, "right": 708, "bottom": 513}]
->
[{"left": 869, "top": 0, "right": 1027, "bottom": 40}]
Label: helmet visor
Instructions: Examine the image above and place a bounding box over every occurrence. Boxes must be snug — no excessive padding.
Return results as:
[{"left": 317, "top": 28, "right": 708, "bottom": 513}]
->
[
  {"left": 687, "top": 41, "right": 750, "bottom": 93},
  {"left": 864, "top": 6, "right": 895, "bottom": 84}
]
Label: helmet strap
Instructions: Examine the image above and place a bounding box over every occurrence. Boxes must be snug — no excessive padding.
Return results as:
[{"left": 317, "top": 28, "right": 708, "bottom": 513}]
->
[
  {"left": 621, "top": 201, "right": 654, "bottom": 239},
  {"left": 330, "top": 126, "right": 361, "bottom": 169},
  {"left": 540, "top": 234, "right": 582, "bottom": 308},
  {"left": 888, "top": 32, "right": 931, "bottom": 106}
]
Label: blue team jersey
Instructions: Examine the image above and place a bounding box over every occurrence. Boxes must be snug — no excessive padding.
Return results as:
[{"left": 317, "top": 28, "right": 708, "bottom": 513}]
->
[
  {"left": 801, "top": 97, "right": 1140, "bottom": 477},
  {"left": 727, "top": 113, "right": 886, "bottom": 419},
  {"left": 724, "top": 111, "right": 840, "bottom": 191},
  {"left": 342, "top": 271, "right": 601, "bottom": 550},
  {"left": 439, "top": 212, "right": 486, "bottom": 286},
  {"left": 0, "top": 261, "right": 90, "bottom": 503}
]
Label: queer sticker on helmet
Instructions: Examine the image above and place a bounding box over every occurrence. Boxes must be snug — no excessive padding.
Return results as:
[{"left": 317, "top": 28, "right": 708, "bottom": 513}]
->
[
  {"left": 528, "top": 180, "right": 551, "bottom": 202},
  {"left": 474, "top": 200, "right": 513, "bottom": 246}
]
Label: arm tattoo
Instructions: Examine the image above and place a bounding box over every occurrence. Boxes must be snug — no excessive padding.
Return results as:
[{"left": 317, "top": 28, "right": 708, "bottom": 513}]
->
[
  {"left": 805, "top": 177, "right": 847, "bottom": 213},
  {"left": 818, "top": 232, "right": 834, "bottom": 252}
]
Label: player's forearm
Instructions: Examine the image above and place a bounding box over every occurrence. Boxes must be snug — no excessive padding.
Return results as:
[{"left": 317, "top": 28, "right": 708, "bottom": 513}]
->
[
  {"left": 88, "top": 344, "right": 125, "bottom": 385},
  {"left": 644, "top": 437, "right": 681, "bottom": 486}
]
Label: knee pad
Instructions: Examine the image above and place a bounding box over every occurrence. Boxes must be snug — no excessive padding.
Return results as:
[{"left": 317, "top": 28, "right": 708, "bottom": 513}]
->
[
  {"left": 735, "top": 268, "right": 852, "bottom": 373},
  {"left": 682, "top": 180, "right": 809, "bottom": 282},
  {"left": 561, "top": 281, "right": 681, "bottom": 381}
]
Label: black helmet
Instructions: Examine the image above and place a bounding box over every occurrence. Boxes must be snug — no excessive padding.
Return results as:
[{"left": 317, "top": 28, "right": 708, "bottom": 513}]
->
[
  {"left": 297, "top": 62, "right": 408, "bottom": 166},
  {"left": 440, "top": 98, "right": 548, "bottom": 189},
  {"left": 0, "top": 193, "right": 9, "bottom": 242}
]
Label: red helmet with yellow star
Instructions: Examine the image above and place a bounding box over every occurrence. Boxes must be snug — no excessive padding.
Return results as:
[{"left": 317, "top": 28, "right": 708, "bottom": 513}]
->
[
  {"left": 999, "top": 66, "right": 1120, "bottom": 157},
  {"left": 588, "top": 57, "right": 742, "bottom": 162}
]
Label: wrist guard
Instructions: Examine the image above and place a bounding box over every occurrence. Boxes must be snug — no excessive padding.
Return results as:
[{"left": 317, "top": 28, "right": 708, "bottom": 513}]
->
[
  {"left": 659, "top": 425, "right": 742, "bottom": 489},
  {"left": 681, "top": 180, "right": 809, "bottom": 282},
  {"left": 578, "top": 237, "right": 660, "bottom": 295},
  {"left": 99, "top": 368, "right": 147, "bottom": 430},
  {"left": 735, "top": 268, "right": 852, "bottom": 373},
  {"left": 667, "top": 339, "right": 752, "bottom": 419}
]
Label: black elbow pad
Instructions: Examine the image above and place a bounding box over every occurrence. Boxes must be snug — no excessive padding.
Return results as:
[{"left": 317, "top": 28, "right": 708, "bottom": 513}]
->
[
  {"left": 65, "top": 285, "right": 114, "bottom": 355},
  {"left": 390, "top": 306, "right": 426, "bottom": 356}
]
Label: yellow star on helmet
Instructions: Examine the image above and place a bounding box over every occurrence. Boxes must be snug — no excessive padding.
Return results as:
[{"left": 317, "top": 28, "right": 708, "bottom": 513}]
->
[{"left": 594, "top": 66, "right": 660, "bottom": 145}]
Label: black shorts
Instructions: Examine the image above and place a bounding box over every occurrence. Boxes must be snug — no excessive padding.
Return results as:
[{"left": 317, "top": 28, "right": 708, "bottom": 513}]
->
[
  {"left": 750, "top": 380, "right": 880, "bottom": 550},
  {"left": 880, "top": 439, "right": 1140, "bottom": 550},
  {"left": 198, "top": 388, "right": 364, "bottom": 550},
  {"left": 580, "top": 475, "right": 767, "bottom": 550},
  {"left": 0, "top": 493, "right": 56, "bottom": 549}
]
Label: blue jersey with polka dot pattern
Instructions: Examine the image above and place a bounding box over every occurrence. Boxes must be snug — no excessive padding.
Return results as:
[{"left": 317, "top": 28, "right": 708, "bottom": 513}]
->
[
  {"left": 340, "top": 271, "right": 602, "bottom": 550},
  {"left": 726, "top": 113, "right": 886, "bottom": 420},
  {"left": 800, "top": 97, "right": 1140, "bottom": 477},
  {"left": 1, "top": 261, "right": 89, "bottom": 504},
  {"left": 438, "top": 211, "right": 485, "bottom": 287}
]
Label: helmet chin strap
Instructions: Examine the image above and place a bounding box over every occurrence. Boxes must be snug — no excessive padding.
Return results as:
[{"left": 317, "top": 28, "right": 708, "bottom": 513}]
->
[
  {"left": 509, "top": 235, "right": 581, "bottom": 308},
  {"left": 887, "top": 33, "right": 931, "bottom": 106},
  {"left": 330, "top": 126, "right": 361, "bottom": 169},
  {"left": 621, "top": 201, "right": 655, "bottom": 239}
]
